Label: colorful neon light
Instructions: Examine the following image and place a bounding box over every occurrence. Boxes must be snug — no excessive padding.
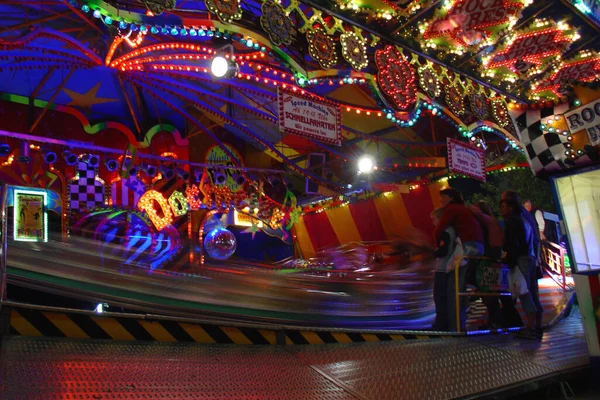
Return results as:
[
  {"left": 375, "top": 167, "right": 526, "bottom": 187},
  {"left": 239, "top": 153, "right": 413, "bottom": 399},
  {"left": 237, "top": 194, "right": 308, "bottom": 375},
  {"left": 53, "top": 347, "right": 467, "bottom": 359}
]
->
[{"left": 137, "top": 190, "right": 174, "bottom": 231}]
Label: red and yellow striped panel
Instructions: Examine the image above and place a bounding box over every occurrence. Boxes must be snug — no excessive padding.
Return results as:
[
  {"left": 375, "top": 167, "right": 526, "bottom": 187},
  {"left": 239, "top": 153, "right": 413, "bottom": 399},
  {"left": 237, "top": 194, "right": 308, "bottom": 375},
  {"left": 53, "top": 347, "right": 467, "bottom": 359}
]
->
[{"left": 296, "top": 188, "right": 440, "bottom": 255}]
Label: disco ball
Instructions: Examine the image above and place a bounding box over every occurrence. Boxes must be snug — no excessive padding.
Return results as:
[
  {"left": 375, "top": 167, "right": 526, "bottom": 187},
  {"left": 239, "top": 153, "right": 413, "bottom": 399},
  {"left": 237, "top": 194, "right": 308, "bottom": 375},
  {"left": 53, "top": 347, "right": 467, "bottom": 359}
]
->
[{"left": 204, "top": 227, "right": 237, "bottom": 260}]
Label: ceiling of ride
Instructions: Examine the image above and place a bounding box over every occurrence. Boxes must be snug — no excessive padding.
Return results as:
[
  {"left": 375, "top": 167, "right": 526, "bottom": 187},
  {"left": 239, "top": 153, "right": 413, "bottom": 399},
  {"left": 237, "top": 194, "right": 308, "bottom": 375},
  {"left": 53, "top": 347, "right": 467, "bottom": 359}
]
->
[{"left": 0, "top": 0, "right": 598, "bottom": 193}]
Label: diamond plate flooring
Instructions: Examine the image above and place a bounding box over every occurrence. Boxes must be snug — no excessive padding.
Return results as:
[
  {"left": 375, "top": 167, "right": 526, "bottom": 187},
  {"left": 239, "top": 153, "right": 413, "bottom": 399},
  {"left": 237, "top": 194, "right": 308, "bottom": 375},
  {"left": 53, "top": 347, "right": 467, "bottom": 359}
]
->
[{"left": 0, "top": 311, "right": 590, "bottom": 400}]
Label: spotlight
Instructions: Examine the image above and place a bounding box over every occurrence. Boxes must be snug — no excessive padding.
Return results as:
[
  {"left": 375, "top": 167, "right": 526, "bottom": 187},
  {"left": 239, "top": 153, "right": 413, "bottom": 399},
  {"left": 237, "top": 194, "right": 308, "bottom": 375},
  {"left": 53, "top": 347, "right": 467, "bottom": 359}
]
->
[
  {"left": 269, "top": 176, "right": 281, "bottom": 187},
  {"left": 357, "top": 156, "right": 374, "bottom": 173},
  {"left": 177, "top": 168, "right": 190, "bottom": 181},
  {"left": 0, "top": 144, "right": 10, "bottom": 156},
  {"left": 88, "top": 154, "right": 100, "bottom": 168},
  {"left": 43, "top": 151, "right": 57, "bottom": 164},
  {"left": 210, "top": 44, "right": 238, "bottom": 79},
  {"left": 193, "top": 169, "right": 203, "bottom": 183},
  {"left": 129, "top": 166, "right": 138, "bottom": 176},
  {"left": 63, "top": 151, "right": 78, "bottom": 166},
  {"left": 160, "top": 166, "right": 176, "bottom": 180},
  {"left": 105, "top": 158, "right": 119, "bottom": 172},
  {"left": 145, "top": 164, "right": 157, "bottom": 177},
  {"left": 232, "top": 173, "right": 245, "bottom": 186},
  {"left": 214, "top": 171, "right": 227, "bottom": 185},
  {"left": 210, "top": 55, "right": 238, "bottom": 78},
  {"left": 18, "top": 141, "right": 31, "bottom": 163}
]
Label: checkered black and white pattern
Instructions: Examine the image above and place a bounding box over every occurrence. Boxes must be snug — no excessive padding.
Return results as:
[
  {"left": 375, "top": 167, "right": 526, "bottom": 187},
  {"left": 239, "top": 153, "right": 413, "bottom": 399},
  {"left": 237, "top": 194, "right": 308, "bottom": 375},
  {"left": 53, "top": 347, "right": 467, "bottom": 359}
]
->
[
  {"left": 69, "top": 161, "right": 105, "bottom": 212},
  {"left": 511, "top": 103, "right": 591, "bottom": 175}
]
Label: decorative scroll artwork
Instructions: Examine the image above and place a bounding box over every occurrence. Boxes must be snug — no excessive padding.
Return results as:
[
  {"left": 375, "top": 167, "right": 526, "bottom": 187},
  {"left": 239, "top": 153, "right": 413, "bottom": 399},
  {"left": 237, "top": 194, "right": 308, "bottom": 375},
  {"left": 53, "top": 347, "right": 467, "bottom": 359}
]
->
[
  {"left": 340, "top": 31, "right": 368, "bottom": 71},
  {"left": 421, "top": 0, "right": 528, "bottom": 52},
  {"left": 306, "top": 28, "right": 338, "bottom": 69},
  {"left": 469, "top": 90, "right": 489, "bottom": 120},
  {"left": 482, "top": 20, "right": 578, "bottom": 82},
  {"left": 205, "top": 0, "right": 242, "bottom": 23},
  {"left": 260, "top": 1, "right": 296, "bottom": 46},
  {"left": 418, "top": 64, "right": 441, "bottom": 99},
  {"left": 445, "top": 82, "right": 466, "bottom": 116},
  {"left": 491, "top": 98, "right": 511, "bottom": 127},
  {"left": 375, "top": 45, "right": 417, "bottom": 110}
]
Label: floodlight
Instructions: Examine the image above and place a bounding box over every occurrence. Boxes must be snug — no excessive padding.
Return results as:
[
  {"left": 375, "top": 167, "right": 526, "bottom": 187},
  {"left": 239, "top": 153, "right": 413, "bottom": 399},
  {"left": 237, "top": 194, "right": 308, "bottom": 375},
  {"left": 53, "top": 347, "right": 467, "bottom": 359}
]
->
[
  {"left": 210, "top": 44, "right": 238, "bottom": 79},
  {"left": 63, "top": 151, "right": 78, "bottom": 166},
  {"left": 211, "top": 55, "right": 238, "bottom": 78},
  {"left": 357, "top": 156, "right": 374, "bottom": 173}
]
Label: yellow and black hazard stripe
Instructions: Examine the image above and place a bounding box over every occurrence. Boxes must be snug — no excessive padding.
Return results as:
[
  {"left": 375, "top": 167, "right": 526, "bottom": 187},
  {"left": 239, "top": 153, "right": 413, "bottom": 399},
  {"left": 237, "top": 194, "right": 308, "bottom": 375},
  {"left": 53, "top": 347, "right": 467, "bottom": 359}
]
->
[{"left": 7, "top": 307, "right": 446, "bottom": 345}]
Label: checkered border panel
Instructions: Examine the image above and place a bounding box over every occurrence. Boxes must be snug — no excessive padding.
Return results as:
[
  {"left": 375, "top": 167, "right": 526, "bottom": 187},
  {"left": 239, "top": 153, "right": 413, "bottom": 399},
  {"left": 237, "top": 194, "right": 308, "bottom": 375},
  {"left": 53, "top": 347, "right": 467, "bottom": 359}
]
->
[
  {"left": 69, "top": 161, "right": 105, "bottom": 212},
  {"left": 512, "top": 104, "right": 572, "bottom": 175}
]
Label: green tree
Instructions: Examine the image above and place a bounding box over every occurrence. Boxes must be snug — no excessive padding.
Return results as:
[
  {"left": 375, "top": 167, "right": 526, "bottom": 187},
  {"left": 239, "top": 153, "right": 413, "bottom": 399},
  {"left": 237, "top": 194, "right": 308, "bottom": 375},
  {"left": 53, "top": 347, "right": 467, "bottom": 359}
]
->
[{"left": 466, "top": 169, "right": 556, "bottom": 216}]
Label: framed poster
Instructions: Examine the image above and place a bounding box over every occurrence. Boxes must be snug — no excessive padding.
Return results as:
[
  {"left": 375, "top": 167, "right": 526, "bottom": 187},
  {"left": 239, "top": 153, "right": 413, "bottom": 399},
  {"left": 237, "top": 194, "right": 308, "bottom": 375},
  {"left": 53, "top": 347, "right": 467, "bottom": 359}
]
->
[
  {"left": 447, "top": 138, "right": 486, "bottom": 182},
  {"left": 14, "top": 188, "right": 47, "bottom": 242}
]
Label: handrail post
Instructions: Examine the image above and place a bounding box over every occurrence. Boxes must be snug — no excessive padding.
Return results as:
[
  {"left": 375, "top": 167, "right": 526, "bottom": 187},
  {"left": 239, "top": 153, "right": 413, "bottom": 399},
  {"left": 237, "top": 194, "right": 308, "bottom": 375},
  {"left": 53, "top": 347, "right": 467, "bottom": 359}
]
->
[
  {"left": 455, "top": 256, "right": 462, "bottom": 333},
  {"left": 560, "top": 246, "right": 566, "bottom": 294},
  {"left": 0, "top": 183, "right": 8, "bottom": 308}
]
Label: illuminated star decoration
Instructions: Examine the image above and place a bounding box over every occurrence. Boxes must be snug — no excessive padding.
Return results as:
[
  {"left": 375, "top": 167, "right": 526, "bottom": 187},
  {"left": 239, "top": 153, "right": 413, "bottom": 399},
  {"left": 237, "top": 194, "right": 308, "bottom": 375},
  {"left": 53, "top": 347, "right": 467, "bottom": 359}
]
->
[
  {"left": 482, "top": 22, "right": 578, "bottom": 82},
  {"left": 242, "top": 221, "right": 260, "bottom": 239},
  {"left": 422, "top": 0, "right": 525, "bottom": 49},
  {"left": 63, "top": 82, "right": 118, "bottom": 109},
  {"left": 531, "top": 52, "right": 600, "bottom": 97}
]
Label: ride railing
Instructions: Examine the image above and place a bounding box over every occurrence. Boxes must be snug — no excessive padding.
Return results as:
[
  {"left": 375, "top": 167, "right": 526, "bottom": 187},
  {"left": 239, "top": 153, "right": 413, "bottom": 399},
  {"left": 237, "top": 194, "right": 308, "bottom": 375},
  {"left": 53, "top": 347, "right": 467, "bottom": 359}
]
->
[
  {"left": 454, "top": 256, "right": 511, "bottom": 334},
  {"left": 540, "top": 240, "right": 568, "bottom": 294}
]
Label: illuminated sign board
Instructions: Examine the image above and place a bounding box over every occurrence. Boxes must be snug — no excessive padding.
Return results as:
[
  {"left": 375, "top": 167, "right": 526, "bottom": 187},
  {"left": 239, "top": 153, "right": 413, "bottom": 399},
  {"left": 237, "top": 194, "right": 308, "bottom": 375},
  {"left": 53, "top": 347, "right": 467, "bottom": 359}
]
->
[
  {"left": 233, "top": 210, "right": 263, "bottom": 228},
  {"left": 14, "top": 188, "right": 48, "bottom": 242}
]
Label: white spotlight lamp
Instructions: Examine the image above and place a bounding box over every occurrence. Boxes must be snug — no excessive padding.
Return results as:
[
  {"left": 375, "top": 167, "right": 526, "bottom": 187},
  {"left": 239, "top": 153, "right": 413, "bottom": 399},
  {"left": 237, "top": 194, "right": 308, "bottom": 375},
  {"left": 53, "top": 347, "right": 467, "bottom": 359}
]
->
[
  {"left": 357, "top": 156, "right": 375, "bottom": 173},
  {"left": 210, "top": 44, "right": 238, "bottom": 79}
]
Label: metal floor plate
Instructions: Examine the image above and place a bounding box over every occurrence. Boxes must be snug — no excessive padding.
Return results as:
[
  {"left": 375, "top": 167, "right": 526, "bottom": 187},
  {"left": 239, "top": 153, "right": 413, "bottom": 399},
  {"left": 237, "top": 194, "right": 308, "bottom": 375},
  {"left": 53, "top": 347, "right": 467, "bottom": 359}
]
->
[{"left": 0, "top": 311, "right": 590, "bottom": 400}]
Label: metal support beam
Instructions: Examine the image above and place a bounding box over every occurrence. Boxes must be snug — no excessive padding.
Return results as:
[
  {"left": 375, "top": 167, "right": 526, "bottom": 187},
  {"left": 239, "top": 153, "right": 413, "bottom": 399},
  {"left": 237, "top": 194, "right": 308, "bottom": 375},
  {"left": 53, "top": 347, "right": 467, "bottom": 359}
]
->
[
  {"left": 29, "top": 69, "right": 74, "bottom": 133},
  {"left": 0, "top": 12, "right": 71, "bottom": 32},
  {"left": 60, "top": 0, "right": 103, "bottom": 34},
  {"left": 117, "top": 76, "right": 143, "bottom": 137}
]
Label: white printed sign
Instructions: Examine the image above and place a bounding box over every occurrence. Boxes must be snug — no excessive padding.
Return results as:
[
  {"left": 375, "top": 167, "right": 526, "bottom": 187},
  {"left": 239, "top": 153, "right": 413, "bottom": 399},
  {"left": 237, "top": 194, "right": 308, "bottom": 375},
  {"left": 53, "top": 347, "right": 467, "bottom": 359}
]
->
[
  {"left": 564, "top": 98, "right": 600, "bottom": 146},
  {"left": 447, "top": 138, "right": 486, "bottom": 182},
  {"left": 278, "top": 88, "right": 341, "bottom": 146}
]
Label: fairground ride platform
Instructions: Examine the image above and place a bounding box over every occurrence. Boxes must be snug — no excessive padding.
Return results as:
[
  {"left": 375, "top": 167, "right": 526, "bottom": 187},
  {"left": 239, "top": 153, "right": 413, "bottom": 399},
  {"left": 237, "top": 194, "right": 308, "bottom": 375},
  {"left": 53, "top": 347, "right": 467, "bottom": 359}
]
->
[{"left": 0, "top": 308, "right": 590, "bottom": 400}]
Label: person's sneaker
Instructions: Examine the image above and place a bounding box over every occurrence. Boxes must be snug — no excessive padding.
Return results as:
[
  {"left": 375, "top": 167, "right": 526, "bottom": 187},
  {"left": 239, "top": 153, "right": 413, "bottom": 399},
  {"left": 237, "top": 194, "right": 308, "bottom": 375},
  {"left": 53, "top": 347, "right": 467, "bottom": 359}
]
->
[{"left": 516, "top": 329, "right": 540, "bottom": 340}]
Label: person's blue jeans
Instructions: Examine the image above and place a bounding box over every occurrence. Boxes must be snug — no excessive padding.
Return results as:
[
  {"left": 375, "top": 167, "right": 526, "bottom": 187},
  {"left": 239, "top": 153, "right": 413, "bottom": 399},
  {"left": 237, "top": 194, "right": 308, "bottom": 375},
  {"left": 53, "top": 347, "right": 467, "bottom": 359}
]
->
[
  {"left": 516, "top": 256, "right": 544, "bottom": 314},
  {"left": 433, "top": 268, "right": 468, "bottom": 332}
]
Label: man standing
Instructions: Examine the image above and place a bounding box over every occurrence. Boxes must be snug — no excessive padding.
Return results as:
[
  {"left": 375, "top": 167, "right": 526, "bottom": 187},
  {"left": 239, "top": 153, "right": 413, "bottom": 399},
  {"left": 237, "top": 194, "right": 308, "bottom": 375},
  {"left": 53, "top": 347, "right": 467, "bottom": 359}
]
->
[{"left": 523, "top": 199, "right": 546, "bottom": 241}]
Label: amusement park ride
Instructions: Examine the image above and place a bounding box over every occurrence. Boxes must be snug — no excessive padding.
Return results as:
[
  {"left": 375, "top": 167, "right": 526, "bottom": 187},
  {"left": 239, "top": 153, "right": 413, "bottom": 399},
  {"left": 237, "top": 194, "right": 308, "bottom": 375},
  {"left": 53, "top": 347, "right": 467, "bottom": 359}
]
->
[{"left": 0, "top": 0, "right": 599, "bottom": 393}]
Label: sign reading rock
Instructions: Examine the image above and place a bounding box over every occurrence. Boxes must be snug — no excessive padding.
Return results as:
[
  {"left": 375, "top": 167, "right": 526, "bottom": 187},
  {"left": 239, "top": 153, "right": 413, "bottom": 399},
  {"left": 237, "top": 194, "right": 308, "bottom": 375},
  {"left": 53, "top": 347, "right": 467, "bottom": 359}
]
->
[
  {"left": 278, "top": 88, "right": 342, "bottom": 146},
  {"left": 564, "top": 98, "right": 600, "bottom": 146},
  {"left": 447, "top": 138, "right": 486, "bottom": 182}
]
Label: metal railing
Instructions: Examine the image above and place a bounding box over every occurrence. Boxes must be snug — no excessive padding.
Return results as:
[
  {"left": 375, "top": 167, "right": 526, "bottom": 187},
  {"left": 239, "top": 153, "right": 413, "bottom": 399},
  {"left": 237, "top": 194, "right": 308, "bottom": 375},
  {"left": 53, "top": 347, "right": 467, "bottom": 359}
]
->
[
  {"left": 0, "top": 182, "right": 7, "bottom": 308},
  {"left": 454, "top": 256, "right": 511, "bottom": 333},
  {"left": 540, "top": 240, "right": 568, "bottom": 293}
]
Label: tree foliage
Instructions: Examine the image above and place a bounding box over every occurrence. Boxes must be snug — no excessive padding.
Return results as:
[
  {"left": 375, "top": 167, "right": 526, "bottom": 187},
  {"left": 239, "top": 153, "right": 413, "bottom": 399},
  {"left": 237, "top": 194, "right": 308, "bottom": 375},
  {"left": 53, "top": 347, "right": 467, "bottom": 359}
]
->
[{"left": 465, "top": 169, "right": 556, "bottom": 216}]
